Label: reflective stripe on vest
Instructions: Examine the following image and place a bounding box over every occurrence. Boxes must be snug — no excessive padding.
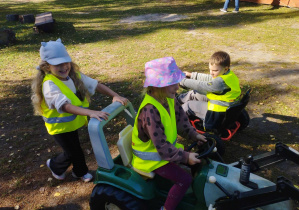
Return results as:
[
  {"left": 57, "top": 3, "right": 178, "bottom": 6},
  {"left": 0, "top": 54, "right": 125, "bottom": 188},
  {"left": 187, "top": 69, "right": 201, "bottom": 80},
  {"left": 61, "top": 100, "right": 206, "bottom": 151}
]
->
[
  {"left": 206, "top": 70, "right": 240, "bottom": 112},
  {"left": 42, "top": 106, "right": 86, "bottom": 123},
  {"left": 41, "top": 73, "right": 89, "bottom": 135},
  {"left": 132, "top": 139, "right": 177, "bottom": 161},
  {"left": 209, "top": 99, "right": 238, "bottom": 107},
  {"left": 131, "top": 94, "right": 184, "bottom": 173}
]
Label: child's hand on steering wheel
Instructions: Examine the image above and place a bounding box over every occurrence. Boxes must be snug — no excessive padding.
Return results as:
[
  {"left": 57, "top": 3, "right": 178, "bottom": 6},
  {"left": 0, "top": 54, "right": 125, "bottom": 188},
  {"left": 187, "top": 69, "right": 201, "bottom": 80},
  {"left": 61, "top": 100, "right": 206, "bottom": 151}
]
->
[
  {"left": 188, "top": 152, "right": 201, "bottom": 165},
  {"left": 196, "top": 134, "right": 207, "bottom": 146}
]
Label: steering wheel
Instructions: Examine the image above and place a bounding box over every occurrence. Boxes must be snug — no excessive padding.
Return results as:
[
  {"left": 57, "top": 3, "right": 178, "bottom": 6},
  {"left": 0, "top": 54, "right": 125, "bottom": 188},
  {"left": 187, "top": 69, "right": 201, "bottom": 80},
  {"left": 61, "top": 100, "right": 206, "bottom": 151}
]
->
[{"left": 187, "top": 137, "right": 216, "bottom": 159}]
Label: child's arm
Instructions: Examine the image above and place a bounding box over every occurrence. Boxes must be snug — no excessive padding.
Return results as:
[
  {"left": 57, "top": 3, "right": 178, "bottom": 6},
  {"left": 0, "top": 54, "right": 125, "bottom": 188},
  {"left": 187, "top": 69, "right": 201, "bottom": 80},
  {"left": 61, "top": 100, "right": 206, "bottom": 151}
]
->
[
  {"left": 95, "top": 82, "right": 128, "bottom": 105},
  {"left": 62, "top": 103, "right": 109, "bottom": 121},
  {"left": 43, "top": 80, "right": 109, "bottom": 121},
  {"left": 138, "top": 104, "right": 190, "bottom": 164},
  {"left": 175, "top": 99, "right": 206, "bottom": 144},
  {"left": 180, "top": 77, "right": 230, "bottom": 95},
  {"left": 183, "top": 71, "right": 212, "bottom": 81},
  {"left": 190, "top": 72, "right": 212, "bottom": 81}
]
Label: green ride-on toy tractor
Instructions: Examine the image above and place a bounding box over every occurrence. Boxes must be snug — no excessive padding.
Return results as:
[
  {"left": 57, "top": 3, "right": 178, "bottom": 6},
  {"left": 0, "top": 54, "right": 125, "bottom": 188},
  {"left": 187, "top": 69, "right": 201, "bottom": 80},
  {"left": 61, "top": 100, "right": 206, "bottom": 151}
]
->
[{"left": 88, "top": 102, "right": 299, "bottom": 210}]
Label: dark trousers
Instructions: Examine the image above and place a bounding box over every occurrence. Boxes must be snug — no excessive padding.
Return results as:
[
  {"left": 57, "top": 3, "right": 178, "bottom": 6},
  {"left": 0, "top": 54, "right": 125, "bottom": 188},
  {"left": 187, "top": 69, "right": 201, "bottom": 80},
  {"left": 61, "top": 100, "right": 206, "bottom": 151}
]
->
[{"left": 49, "top": 130, "right": 88, "bottom": 177}]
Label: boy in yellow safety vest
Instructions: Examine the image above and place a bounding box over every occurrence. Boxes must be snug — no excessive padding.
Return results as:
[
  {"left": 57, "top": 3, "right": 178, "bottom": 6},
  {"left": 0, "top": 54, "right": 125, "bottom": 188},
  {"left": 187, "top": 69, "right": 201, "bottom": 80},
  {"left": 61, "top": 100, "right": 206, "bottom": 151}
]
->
[{"left": 178, "top": 51, "right": 241, "bottom": 130}]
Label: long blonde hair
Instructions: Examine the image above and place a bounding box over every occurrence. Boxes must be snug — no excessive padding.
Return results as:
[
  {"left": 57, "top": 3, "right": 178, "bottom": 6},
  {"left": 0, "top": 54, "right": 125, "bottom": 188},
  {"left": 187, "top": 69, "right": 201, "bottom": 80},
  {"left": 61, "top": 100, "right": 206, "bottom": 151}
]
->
[
  {"left": 31, "top": 61, "right": 91, "bottom": 115},
  {"left": 143, "top": 86, "right": 168, "bottom": 105}
]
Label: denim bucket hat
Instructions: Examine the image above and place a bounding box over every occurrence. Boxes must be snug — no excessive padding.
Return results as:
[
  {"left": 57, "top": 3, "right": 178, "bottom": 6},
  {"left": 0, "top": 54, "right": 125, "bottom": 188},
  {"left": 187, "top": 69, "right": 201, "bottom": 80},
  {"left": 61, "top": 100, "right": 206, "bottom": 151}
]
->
[
  {"left": 144, "top": 57, "right": 185, "bottom": 87},
  {"left": 40, "top": 38, "right": 72, "bottom": 65}
]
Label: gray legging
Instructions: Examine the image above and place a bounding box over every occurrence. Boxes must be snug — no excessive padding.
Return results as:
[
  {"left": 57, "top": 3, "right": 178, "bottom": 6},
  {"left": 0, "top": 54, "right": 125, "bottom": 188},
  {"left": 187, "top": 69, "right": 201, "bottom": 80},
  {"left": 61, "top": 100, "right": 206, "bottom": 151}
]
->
[{"left": 178, "top": 90, "right": 208, "bottom": 120}]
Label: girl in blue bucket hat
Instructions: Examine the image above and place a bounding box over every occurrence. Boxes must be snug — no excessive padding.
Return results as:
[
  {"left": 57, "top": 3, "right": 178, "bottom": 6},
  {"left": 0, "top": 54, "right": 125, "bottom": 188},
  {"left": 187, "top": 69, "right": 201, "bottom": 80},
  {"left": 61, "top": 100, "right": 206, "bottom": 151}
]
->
[
  {"left": 31, "top": 39, "right": 128, "bottom": 182},
  {"left": 131, "top": 57, "right": 206, "bottom": 210}
]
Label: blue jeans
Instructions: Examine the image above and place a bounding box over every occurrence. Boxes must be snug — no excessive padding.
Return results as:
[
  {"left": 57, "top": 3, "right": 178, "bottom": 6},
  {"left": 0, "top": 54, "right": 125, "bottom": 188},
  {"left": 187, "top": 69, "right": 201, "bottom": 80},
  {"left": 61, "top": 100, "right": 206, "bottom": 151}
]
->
[{"left": 223, "top": 0, "right": 239, "bottom": 11}]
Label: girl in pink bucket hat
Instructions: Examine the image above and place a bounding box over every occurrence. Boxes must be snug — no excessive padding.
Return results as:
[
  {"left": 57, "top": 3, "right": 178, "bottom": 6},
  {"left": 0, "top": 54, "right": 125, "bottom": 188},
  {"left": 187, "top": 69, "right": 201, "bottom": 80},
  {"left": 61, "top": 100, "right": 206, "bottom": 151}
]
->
[
  {"left": 31, "top": 38, "right": 128, "bottom": 182},
  {"left": 131, "top": 57, "right": 206, "bottom": 210}
]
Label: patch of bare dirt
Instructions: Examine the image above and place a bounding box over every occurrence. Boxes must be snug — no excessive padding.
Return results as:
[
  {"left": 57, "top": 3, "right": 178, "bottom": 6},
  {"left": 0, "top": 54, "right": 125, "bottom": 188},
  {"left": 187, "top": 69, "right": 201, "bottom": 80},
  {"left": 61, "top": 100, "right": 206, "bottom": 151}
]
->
[{"left": 119, "top": 13, "right": 189, "bottom": 24}]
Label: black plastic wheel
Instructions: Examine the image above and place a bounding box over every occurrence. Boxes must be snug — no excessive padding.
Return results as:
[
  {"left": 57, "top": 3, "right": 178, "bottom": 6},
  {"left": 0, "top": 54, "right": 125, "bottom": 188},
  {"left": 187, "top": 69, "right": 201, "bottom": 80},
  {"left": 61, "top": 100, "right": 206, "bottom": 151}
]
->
[
  {"left": 204, "top": 133, "right": 225, "bottom": 157},
  {"left": 237, "top": 109, "right": 250, "bottom": 131},
  {"left": 90, "top": 184, "right": 146, "bottom": 210}
]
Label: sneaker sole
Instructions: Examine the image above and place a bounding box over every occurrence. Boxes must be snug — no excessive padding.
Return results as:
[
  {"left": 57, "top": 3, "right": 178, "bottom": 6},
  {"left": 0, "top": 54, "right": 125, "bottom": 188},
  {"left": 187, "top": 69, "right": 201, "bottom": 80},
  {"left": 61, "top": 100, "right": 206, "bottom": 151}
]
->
[
  {"left": 72, "top": 172, "right": 93, "bottom": 182},
  {"left": 46, "top": 159, "right": 65, "bottom": 180}
]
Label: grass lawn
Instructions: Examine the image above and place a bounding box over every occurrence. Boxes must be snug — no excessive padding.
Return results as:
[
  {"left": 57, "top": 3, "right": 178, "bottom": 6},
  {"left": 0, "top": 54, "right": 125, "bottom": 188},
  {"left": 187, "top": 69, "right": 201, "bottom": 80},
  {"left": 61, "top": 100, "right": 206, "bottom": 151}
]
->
[{"left": 0, "top": 0, "right": 298, "bottom": 209}]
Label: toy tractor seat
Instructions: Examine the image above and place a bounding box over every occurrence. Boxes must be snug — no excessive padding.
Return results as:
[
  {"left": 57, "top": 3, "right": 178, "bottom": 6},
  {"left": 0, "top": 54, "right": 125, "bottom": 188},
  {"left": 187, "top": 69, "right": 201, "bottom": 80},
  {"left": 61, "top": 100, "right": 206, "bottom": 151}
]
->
[
  {"left": 190, "top": 88, "right": 251, "bottom": 141},
  {"left": 117, "top": 125, "right": 155, "bottom": 179},
  {"left": 219, "top": 89, "right": 251, "bottom": 131},
  {"left": 213, "top": 88, "right": 251, "bottom": 140}
]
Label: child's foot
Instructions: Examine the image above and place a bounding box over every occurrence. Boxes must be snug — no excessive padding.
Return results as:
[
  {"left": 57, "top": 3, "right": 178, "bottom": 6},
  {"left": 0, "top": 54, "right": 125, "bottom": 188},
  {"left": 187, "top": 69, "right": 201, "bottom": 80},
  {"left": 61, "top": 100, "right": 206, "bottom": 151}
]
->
[
  {"left": 72, "top": 172, "right": 93, "bottom": 182},
  {"left": 46, "top": 159, "right": 66, "bottom": 180},
  {"left": 232, "top": 10, "right": 239, "bottom": 13},
  {"left": 220, "top": 9, "right": 227, "bottom": 12}
]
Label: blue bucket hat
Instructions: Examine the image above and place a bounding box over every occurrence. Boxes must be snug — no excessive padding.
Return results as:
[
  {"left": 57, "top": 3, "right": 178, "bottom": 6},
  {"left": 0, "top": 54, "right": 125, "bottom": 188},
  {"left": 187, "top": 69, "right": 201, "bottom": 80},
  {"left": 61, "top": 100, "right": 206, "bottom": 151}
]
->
[{"left": 40, "top": 38, "right": 72, "bottom": 65}]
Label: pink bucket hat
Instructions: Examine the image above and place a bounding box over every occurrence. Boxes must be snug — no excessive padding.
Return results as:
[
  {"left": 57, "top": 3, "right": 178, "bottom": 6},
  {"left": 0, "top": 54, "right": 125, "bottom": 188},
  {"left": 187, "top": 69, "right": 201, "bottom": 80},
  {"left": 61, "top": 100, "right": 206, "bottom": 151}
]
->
[{"left": 144, "top": 57, "right": 185, "bottom": 87}]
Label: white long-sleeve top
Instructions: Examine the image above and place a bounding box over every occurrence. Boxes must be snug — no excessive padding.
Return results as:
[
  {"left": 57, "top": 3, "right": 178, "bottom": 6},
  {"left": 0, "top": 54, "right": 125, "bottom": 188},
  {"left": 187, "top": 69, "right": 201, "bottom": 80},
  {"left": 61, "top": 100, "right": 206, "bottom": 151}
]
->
[{"left": 42, "top": 73, "right": 98, "bottom": 113}]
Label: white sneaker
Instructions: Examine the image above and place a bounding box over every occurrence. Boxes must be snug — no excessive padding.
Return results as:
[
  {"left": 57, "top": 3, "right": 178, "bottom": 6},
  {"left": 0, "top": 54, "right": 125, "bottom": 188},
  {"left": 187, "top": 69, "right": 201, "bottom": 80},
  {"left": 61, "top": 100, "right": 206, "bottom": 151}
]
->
[
  {"left": 233, "top": 10, "right": 239, "bottom": 13},
  {"left": 220, "top": 9, "right": 227, "bottom": 12},
  {"left": 72, "top": 172, "right": 93, "bottom": 182},
  {"left": 46, "top": 159, "right": 66, "bottom": 180}
]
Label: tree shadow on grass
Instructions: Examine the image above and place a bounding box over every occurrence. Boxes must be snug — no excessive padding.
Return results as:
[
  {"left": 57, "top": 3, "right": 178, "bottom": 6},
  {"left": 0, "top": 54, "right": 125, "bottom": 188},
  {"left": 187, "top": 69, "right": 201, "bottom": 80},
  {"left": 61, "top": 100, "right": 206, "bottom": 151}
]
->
[
  {"left": 1, "top": 0, "right": 298, "bottom": 51},
  {"left": 249, "top": 113, "right": 299, "bottom": 142}
]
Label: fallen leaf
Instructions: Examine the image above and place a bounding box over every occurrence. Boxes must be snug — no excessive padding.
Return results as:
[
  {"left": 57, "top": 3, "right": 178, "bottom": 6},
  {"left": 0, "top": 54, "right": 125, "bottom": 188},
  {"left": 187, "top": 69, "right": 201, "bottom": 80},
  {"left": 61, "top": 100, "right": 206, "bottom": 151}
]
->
[
  {"left": 40, "top": 164, "right": 44, "bottom": 168},
  {"left": 54, "top": 192, "right": 60, "bottom": 197},
  {"left": 39, "top": 187, "right": 45, "bottom": 193}
]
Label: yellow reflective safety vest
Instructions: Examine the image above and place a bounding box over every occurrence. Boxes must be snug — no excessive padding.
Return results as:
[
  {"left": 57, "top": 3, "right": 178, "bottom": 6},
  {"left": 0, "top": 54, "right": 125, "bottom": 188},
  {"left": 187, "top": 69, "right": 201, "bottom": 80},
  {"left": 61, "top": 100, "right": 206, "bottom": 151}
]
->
[
  {"left": 206, "top": 70, "right": 241, "bottom": 112},
  {"left": 131, "top": 94, "right": 184, "bottom": 173},
  {"left": 41, "top": 73, "right": 89, "bottom": 135},
  {"left": 204, "top": 70, "right": 241, "bottom": 130}
]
